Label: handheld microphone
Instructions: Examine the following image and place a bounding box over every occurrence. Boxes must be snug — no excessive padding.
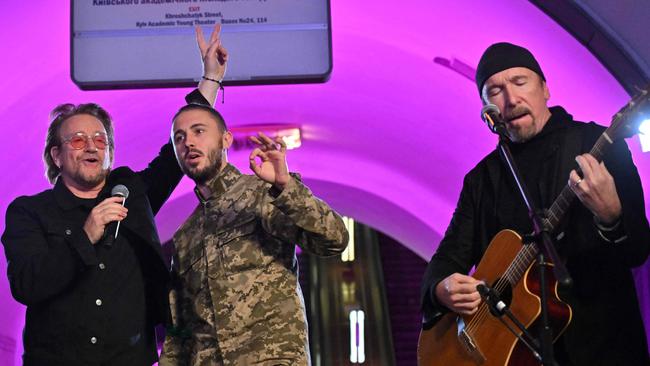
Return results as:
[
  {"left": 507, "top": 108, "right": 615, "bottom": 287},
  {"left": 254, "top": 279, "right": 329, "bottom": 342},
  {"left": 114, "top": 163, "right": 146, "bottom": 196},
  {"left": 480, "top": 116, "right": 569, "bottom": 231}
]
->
[
  {"left": 103, "top": 184, "right": 129, "bottom": 247},
  {"left": 481, "top": 104, "right": 508, "bottom": 136}
]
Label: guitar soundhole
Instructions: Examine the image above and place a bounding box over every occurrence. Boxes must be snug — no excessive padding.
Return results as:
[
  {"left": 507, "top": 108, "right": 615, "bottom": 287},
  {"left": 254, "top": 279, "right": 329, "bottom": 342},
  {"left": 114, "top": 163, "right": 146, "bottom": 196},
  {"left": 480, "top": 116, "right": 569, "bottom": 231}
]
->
[{"left": 487, "top": 278, "right": 512, "bottom": 317}]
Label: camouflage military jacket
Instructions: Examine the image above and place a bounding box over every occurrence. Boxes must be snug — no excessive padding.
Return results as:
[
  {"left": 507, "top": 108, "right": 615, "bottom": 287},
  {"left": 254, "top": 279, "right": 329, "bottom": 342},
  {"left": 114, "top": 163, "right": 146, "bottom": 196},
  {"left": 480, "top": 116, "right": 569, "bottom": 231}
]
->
[{"left": 160, "top": 164, "right": 348, "bottom": 366}]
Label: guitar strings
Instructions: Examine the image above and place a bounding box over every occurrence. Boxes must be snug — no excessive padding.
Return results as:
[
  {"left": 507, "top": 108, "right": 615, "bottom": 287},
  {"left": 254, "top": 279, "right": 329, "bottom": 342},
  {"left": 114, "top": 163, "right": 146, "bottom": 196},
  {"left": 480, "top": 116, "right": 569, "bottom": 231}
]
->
[
  {"left": 465, "top": 245, "right": 532, "bottom": 332},
  {"left": 466, "top": 246, "right": 527, "bottom": 333},
  {"left": 466, "top": 243, "right": 537, "bottom": 333}
]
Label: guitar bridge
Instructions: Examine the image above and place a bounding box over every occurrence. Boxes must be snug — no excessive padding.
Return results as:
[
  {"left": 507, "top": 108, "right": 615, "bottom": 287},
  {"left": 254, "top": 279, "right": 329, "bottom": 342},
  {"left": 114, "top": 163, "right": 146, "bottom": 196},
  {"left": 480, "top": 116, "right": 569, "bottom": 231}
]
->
[{"left": 457, "top": 317, "right": 486, "bottom": 364}]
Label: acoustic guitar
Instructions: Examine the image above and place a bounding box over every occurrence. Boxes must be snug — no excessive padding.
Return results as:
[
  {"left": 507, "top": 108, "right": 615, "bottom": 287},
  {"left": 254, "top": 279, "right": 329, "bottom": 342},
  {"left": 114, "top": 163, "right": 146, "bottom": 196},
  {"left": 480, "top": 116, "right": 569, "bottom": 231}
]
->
[{"left": 417, "top": 86, "right": 650, "bottom": 366}]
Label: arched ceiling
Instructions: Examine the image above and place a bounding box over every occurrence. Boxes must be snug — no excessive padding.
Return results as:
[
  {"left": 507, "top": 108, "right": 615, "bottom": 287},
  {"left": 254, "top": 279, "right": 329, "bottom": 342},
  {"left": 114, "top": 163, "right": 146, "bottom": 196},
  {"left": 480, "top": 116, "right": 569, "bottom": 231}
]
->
[
  {"left": 532, "top": 0, "right": 650, "bottom": 94},
  {"left": 1, "top": 2, "right": 649, "bottom": 363}
]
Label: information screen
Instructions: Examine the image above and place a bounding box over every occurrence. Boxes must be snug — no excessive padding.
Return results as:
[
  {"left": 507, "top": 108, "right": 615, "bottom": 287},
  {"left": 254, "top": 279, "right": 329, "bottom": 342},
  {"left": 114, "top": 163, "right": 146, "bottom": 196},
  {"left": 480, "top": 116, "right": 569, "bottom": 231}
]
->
[{"left": 72, "top": 0, "right": 332, "bottom": 90}]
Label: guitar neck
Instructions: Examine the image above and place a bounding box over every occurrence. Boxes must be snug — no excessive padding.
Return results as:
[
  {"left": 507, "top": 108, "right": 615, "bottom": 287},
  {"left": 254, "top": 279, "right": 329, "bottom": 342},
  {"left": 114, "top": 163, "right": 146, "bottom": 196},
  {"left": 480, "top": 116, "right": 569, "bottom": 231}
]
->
[
  {"left": 505, "top": 130, "right": 615, "bottom": 286},
  {"left": 544, "top": 131, "right": 613, "bottom": 231}
]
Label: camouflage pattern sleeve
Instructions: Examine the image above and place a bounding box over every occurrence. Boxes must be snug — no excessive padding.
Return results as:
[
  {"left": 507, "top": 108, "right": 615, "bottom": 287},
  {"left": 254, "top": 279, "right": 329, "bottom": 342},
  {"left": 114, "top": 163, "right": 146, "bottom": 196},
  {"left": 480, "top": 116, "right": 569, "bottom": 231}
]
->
[
  {"left": 159, "top": 258, "right": 191, "bottom": 366},
  {"left": 161, "top": 236, "right": 224, "bottom": 366},
  {"left": 159, "top": 306, "right": 190, "bottom": 365},
  {"left": 262, "top": 175, "right": 349, "bottom": 256}
]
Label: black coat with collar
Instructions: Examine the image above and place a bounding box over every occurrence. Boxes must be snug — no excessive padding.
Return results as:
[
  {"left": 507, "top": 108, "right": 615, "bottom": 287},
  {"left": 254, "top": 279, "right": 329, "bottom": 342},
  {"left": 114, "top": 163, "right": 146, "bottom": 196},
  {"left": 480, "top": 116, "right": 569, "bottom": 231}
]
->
[
  {"left": 421, "top": 107, "right": 650, "bottom": 365},
  {"left": 2, "top": 143, "right": 181, "bottom": 365},
  {"left": 2, "top": 89, "right": 207, "bottom": 365}
]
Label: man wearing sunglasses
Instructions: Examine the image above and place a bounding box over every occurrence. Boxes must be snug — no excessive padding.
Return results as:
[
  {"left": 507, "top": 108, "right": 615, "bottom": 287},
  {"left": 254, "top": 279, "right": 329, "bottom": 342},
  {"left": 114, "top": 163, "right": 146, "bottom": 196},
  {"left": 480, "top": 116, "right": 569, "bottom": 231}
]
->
[{"left": 1, "top": 26, "right": 227, "bottom": 366}]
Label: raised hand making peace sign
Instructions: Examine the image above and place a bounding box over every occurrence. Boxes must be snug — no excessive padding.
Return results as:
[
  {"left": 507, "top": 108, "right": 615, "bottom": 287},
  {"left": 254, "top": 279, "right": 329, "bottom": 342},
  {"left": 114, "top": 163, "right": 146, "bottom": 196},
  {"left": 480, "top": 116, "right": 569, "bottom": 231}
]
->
[{"left": 196, "top": 24, "right": 228, "bottom": 104}]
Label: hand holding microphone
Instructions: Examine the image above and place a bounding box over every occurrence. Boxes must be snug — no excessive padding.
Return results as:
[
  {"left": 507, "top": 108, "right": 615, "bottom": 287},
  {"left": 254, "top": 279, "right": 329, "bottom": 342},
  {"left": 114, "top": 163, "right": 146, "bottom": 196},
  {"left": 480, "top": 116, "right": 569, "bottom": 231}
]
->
[{"left": 83, "top": 185, "right": 129, "bottom": 245}]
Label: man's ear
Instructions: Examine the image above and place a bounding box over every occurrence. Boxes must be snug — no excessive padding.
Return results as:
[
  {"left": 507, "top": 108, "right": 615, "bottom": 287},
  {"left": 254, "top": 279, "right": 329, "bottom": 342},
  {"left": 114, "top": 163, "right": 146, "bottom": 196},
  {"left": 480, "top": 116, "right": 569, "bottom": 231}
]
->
[
  {"left": 543, "top": 81, "right": 550, "bottom": 101},
  {"left": 223, "top": 131, "right": 234, "bottom": 149},
  {"left": 108, "top": 146, "right": 114, "bottom": 167},
  {"left": 50, "top": 146, "right": 61, "bottom": 168}
]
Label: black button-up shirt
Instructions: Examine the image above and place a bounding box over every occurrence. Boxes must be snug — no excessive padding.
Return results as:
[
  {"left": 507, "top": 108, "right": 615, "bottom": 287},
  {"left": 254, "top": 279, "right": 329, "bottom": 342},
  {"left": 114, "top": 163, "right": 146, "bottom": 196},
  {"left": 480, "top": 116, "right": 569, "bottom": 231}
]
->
[{"left": 70, "top": 189, "right": 150, "bottom": 365}]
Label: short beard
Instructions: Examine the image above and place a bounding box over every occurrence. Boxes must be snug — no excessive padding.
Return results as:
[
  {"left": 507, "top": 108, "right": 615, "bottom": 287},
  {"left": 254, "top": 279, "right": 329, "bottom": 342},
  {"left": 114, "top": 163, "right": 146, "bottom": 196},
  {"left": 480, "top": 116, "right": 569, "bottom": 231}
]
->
[
  {"left": 71, "top": 168, "right": 110, "bottom": 189},
  {"left": 507, "top": 120, "right": 538, "bottom": 143},
  {"left": 183, "top": 148, "right": 223, "bottom": 185},
  {"left": 504, "top": 106, "right": 536, "bottom": 143}
]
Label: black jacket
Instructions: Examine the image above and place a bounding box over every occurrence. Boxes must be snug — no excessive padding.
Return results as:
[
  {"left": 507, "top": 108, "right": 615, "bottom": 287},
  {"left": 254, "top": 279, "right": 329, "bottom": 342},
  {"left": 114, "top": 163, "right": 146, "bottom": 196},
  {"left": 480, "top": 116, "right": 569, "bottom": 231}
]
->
[
  {"left": 2, "top": 89, "right": 208, "bottom": 365},
  {"left": 421, "top": 107, "right": 650, "bottom": 365}
]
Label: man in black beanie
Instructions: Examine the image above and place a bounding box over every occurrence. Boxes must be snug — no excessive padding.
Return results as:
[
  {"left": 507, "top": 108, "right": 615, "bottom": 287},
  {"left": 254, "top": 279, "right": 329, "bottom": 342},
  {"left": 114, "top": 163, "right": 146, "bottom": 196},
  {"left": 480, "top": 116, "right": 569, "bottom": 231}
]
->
[{"left": 420, "top": 42, "right": 650, "bottom": 365}]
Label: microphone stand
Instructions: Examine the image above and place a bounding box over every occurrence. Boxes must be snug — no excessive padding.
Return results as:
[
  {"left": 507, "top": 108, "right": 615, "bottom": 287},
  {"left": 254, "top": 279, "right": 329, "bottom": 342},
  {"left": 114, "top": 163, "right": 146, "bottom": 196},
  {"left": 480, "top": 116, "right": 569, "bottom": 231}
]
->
[
  {"left": 489, "top": 121, "right": 572, "bottom": 366},
  {"left": 477, "top": 284, "right": 543, "bottom": 363}
]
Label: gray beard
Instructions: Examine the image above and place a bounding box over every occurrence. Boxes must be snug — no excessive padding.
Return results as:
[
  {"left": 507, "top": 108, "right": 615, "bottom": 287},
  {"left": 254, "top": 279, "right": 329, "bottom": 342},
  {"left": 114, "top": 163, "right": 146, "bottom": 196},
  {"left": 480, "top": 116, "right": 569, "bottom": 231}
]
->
[
  {"left": 507, "top": 122, "right": 537, "bottom": 143},
  {"left": 71, "top": 168, "right": 110, "bottom": 190},
  {"left": 504, "top": 107, "right": 536, "bottom": 143}
]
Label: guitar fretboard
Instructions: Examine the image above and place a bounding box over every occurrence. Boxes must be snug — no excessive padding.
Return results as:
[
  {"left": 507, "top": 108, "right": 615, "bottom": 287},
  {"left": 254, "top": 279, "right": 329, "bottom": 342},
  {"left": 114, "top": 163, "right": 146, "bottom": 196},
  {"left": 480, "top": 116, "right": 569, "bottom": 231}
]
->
[{"left": 502, "top": 127, "right": 616, "bottom": 287}]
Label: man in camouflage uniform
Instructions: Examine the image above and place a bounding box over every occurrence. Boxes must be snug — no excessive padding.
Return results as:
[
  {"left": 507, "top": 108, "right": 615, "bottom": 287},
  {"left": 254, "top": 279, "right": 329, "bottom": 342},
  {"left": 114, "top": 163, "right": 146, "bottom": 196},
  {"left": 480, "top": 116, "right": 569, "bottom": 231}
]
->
[{"left": 160, "top": 100, "right": 349, "bottom": 365}]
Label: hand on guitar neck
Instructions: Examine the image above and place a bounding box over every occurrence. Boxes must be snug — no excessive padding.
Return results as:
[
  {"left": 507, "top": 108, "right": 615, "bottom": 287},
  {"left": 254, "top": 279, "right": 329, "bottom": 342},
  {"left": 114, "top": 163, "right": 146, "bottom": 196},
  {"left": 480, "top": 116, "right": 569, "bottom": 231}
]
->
[
  {"left": 434, "top": 273, "right": 484, "bottom": 315},
  {"left": 569, "top": 153, "right": 622, "bottom": 225}
]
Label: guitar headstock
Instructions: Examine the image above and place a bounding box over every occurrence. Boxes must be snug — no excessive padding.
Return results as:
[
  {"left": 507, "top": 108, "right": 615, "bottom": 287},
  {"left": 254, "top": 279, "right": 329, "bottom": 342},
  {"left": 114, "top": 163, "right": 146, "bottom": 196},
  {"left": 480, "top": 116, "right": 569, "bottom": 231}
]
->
[{"left": 608, "top": 83, "right": 650, "bottom": 141}]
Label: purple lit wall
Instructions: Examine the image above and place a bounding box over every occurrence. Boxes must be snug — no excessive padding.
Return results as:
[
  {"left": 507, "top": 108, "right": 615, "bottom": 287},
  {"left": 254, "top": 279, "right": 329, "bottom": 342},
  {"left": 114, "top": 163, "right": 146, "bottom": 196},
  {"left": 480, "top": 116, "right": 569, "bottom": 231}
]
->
[{"left": 1, "top": 1, "right": 649, "bottom": 365}]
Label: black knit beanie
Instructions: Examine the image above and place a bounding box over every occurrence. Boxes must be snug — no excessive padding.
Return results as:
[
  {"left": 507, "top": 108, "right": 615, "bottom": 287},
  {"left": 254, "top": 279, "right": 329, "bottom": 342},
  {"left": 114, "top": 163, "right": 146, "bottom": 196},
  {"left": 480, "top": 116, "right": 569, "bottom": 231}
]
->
[{"left": 475, "top": 42, "right": 545, "bottom": 94}]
